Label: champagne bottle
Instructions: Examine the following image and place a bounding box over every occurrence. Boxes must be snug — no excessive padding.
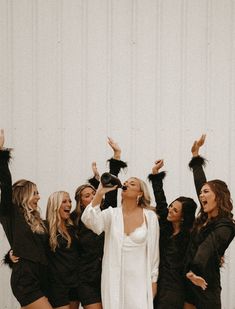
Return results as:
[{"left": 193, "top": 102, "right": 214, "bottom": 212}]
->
[{"left": 100, "top": 172, "right": 123, "bottom": 189}]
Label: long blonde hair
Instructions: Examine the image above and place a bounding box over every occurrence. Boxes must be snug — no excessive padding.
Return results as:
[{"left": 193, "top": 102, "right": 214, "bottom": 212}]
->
[
  {"left": 136, "top": 177, "right": 155, "bottom": 210},
  {"left": 46, "top": 191, "right": 73, "bottom": 251},
  {"left": 12, "top": 179, "right": 46, "bottom": 234}
]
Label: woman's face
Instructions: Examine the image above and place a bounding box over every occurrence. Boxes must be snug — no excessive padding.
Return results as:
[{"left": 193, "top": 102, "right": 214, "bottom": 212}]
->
[
  {"left": 28, "top": 186, "right": 40, "bottom": 210},
  {"left": 121, "top": 178, "right": 142, "bottom": 199},
  {"left": 59, "top": 192, "right": 72, "bottom": 221},
  {"left": 167, "top": 200, "right": 183, "bottom": 223},
  {"left": 80, "top": 187, "right": 96, "bottom": 207},
  {"left": 199, "top": 184, "right": 218, "bottom": 217}
]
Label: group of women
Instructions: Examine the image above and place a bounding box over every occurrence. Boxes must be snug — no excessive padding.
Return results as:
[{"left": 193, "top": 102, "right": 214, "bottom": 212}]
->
[{"left": 0, "top": 128, "right": 235, "bottom": 309}]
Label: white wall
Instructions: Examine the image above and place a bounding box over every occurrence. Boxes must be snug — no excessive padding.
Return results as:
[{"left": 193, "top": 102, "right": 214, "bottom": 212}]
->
[{"left": 0, "top": 0, "right": 235, "bottom": 308}]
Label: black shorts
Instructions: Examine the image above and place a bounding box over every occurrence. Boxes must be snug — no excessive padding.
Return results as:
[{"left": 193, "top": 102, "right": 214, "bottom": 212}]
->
[
  {"left": 78, "top": 281, "right": 101, "bottom": 306},
  {"left": 185, "top": 280, "right": 221, "bottom": 309},
  {"left": 154, "top": 288, "right": 184, "bottom": 309},
  {"left": 11, "top": 259, "right": 48, "bottom": 307},
  {"left": 48, "top": 285, "right": 79, "bottom": 307}
]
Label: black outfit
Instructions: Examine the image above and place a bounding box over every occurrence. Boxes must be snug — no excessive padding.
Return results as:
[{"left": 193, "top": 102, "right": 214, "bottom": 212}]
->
[
  {"left": 47, "top": 224, "right": 80, "bottom": 307},
  {"left": 0, "top": 149, "right": 49, "bottom": 306},
  {"left": 70, "top": 158, "right": 126, "bottom": 306},
  {"left": 184, "top": 156, "right": 235, "bottom": 309},
  {"left": 149, "top": 172, "right": 190, "bottom": 309}
]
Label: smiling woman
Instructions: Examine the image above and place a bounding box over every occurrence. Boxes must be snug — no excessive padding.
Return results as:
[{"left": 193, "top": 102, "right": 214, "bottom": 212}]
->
[
  {"left": 199, "top": 184, "right": 217, "bottom": 216},
  {"left": 184, "top": 135, "right": 235, "bottom": 309},
  {"left": 46, "top": 191, "right": 80, "bottom": 309},
  {"left": 0, "top": 129, "right": 53, "bottom": 309},
  {"left": 148, "top": 160, "right": 197, "bottom": 309}
]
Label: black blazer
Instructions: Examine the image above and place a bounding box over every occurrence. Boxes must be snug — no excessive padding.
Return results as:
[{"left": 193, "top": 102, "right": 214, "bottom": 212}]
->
[
  {"left": 149, "top": 172, "right": 191, "bottom": 292},
  {"left": 185, "top": 156, "right": 235, "bottom": 289},
  {"left": 0, "top": 149, "right": 47, "bottom": 265}
]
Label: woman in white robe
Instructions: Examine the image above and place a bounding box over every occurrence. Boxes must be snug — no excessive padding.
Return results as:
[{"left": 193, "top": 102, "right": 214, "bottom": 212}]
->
[{"left": 81, "top": 177, "right": 160, "bottom": 309}]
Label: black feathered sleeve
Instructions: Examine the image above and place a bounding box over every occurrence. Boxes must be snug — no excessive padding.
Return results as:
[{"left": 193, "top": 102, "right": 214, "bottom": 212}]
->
[
  {"left": 88, "top": 176, "right": 100, "bottom": 190},
  {"left": 0, "top": 149, "right": 12, "bottom": 215},
  {"left": 188, "top": 156, "right": 207, "bottom": 199},
  {"left": 0, "top": 149, "right": 14, "bottom": 246},
  {"left": 103, "top": 158, "right": 127, "bottom": 209},
  {"left": 148, "top": 171, "right": 168, "bottom": 221}
]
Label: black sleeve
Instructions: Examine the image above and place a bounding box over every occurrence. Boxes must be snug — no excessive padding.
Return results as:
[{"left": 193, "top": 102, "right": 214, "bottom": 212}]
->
[
  {"left": 188, "top": 156, "right": 207, "bottom": 200},
  {"left": 190, "top": 225, "right": 234, "bottom": 276},
  {"left": 0, "top": 149, "right": 14, "bottom": 245},
  {"left": 148, "top": 172, "right": 168, "bottom": 221},
  {"left": 103, "top": 158, "right": 127, "bottom": 209},
  {"left": 88, "top": 176, "right": 100, "bottom": 190},
  {"left": 0, "top": 150, "right": 13, "bottom": 216}
]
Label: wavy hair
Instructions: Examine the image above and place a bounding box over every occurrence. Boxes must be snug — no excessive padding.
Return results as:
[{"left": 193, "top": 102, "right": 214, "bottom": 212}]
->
[
  {"left": 73, "top": 184, "right": 96, "bottom": 225},
  {"left": 195, "top": 179, "right": 234, "bottom": 229},
  {"left": 12, "top": 179, "right": 46, "bottom": 234},
  {"left": 46, "top": 191, "right": 73, "bottom": 251}
]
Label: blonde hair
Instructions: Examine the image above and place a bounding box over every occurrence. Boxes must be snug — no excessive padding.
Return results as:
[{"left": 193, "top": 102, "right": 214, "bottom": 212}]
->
[
  {"left": 122, "top": 177, "right": 155, "bottom": 211},
  {"left": 12, "top": 179, "right": 46, "bottom": 234},
  {"left": 46, "top": 191, "right": 73, "bottom": 251}
]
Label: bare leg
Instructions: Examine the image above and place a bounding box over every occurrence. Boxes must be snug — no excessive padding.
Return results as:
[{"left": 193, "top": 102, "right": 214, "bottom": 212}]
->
[
  {"left": 21, "top": 296, "right": 53, "bottom": 309},
  {"left": 83, "top": 303, "right": 102, "bottom": 309},
  {"left": 69, "top": 301, "right": 80, "bottom": 309},
  {"left": 54, "top": 305, "right": 70, "bottom": 309},
  {"left": 184, "top": 302, "right": 196, "bottom": 309}
]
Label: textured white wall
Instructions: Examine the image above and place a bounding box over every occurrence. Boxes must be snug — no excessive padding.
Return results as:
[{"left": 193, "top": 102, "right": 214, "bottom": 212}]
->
[{"left": 0, "top": 0, "right": 235, "bottom": 308}]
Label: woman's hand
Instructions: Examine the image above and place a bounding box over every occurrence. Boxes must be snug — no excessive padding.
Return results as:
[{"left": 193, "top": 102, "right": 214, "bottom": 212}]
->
[
  {"left": 91, "top": 161, "right": 100, "bottom": 181},
  {"left": 152, "top": 282, "right": 157, "bottom": 298},
  {"left": 152, "top": 160, "right": 164, "bottom": 175},
  {"left": 0, "top": 129, "right": 5, "bottom": 149},
  {"left": 9, "top": 250, "right": 20, "bottom": 263},
  {"left": 186, "top": 271, "right": 208, "bottom": 290},
  {"left": 191, "top": 134, "right": 206, "bottom": 157},
  {"left": 107, "top": 137, "right": 121, "bottom": 160},
  {"left": 91, "top": 183, "right": 118, "bottom": 207}
]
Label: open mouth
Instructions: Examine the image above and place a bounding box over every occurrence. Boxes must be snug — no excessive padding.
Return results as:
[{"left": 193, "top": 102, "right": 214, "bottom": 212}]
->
[
  {"left": 201, "top": 200, "right": 208, "bottom": 208},
  {"left": 64, "top": 209, "right": 71, "bottom": 213},
  {"left": 31, "top": 202, "right": 38, "bottom": 209}
]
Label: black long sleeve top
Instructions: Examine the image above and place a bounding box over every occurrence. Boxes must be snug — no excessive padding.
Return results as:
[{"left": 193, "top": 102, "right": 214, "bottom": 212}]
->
[
  {"left": 0, "top": 149, "right": 48, "bottom": 265},
  {"left": 47, "top": 224, "right": 80, "bottom": 287},
  {"left": 185, "top": 156, "right": 235, "bottom": 289},
  {"left": 71, "top": 158, "right": 127, "bottom": 284},
  {"left": 149, "top": 172, "right": 191, "bottom": 292}
]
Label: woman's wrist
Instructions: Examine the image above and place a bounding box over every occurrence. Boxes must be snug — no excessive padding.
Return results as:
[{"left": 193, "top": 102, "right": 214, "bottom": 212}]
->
[{"left": 113, "top": 151, "right": 121, "bottom": 160}]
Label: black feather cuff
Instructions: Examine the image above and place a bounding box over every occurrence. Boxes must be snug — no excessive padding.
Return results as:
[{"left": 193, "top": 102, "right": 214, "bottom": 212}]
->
[
  {"left": 107, "top": 158, "right": 127, "bottom": 169},
  {"left": 148, "top": 171, "right": 166, "bottom": 182},
  {"left": 87, "top": 177, "right": 100, "bottom": 189},
  {"left": 188, "top": 156, "right": 207, "bottom": 170},
  {"left": 2, "top": 250, "right": 13, "bottom": 269}
]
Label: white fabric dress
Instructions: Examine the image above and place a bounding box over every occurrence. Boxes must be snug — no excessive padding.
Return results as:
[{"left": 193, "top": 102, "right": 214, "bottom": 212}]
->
[
  {"left": 121, "top": 220, "right": 148, "bottom": 309},
  {"left": 81, "top": 204, "right": 159, "bottom": 309}
]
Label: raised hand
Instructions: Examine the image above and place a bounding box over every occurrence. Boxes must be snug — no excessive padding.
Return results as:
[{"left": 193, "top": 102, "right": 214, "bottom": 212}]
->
[
  {"left": 91, "top": 161, "right": 100, "bottom": 181},
  {"left": 191, "top": 134, "right": 206, "bottom": 157},
  {"left": 91, "top": 182, "right": 118, "bottom": 207},
  {"left": 186, "top": 271, "right": 208, "bottom": 290},
  {"left": 152, "top": 159, "right": 164, "bottom": 175},
  {"left": 107, "top": 137, "right": 121, "bottom": 160},
  {"left": 0, "top": 128, "right": 5, "bottom": 149}
]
